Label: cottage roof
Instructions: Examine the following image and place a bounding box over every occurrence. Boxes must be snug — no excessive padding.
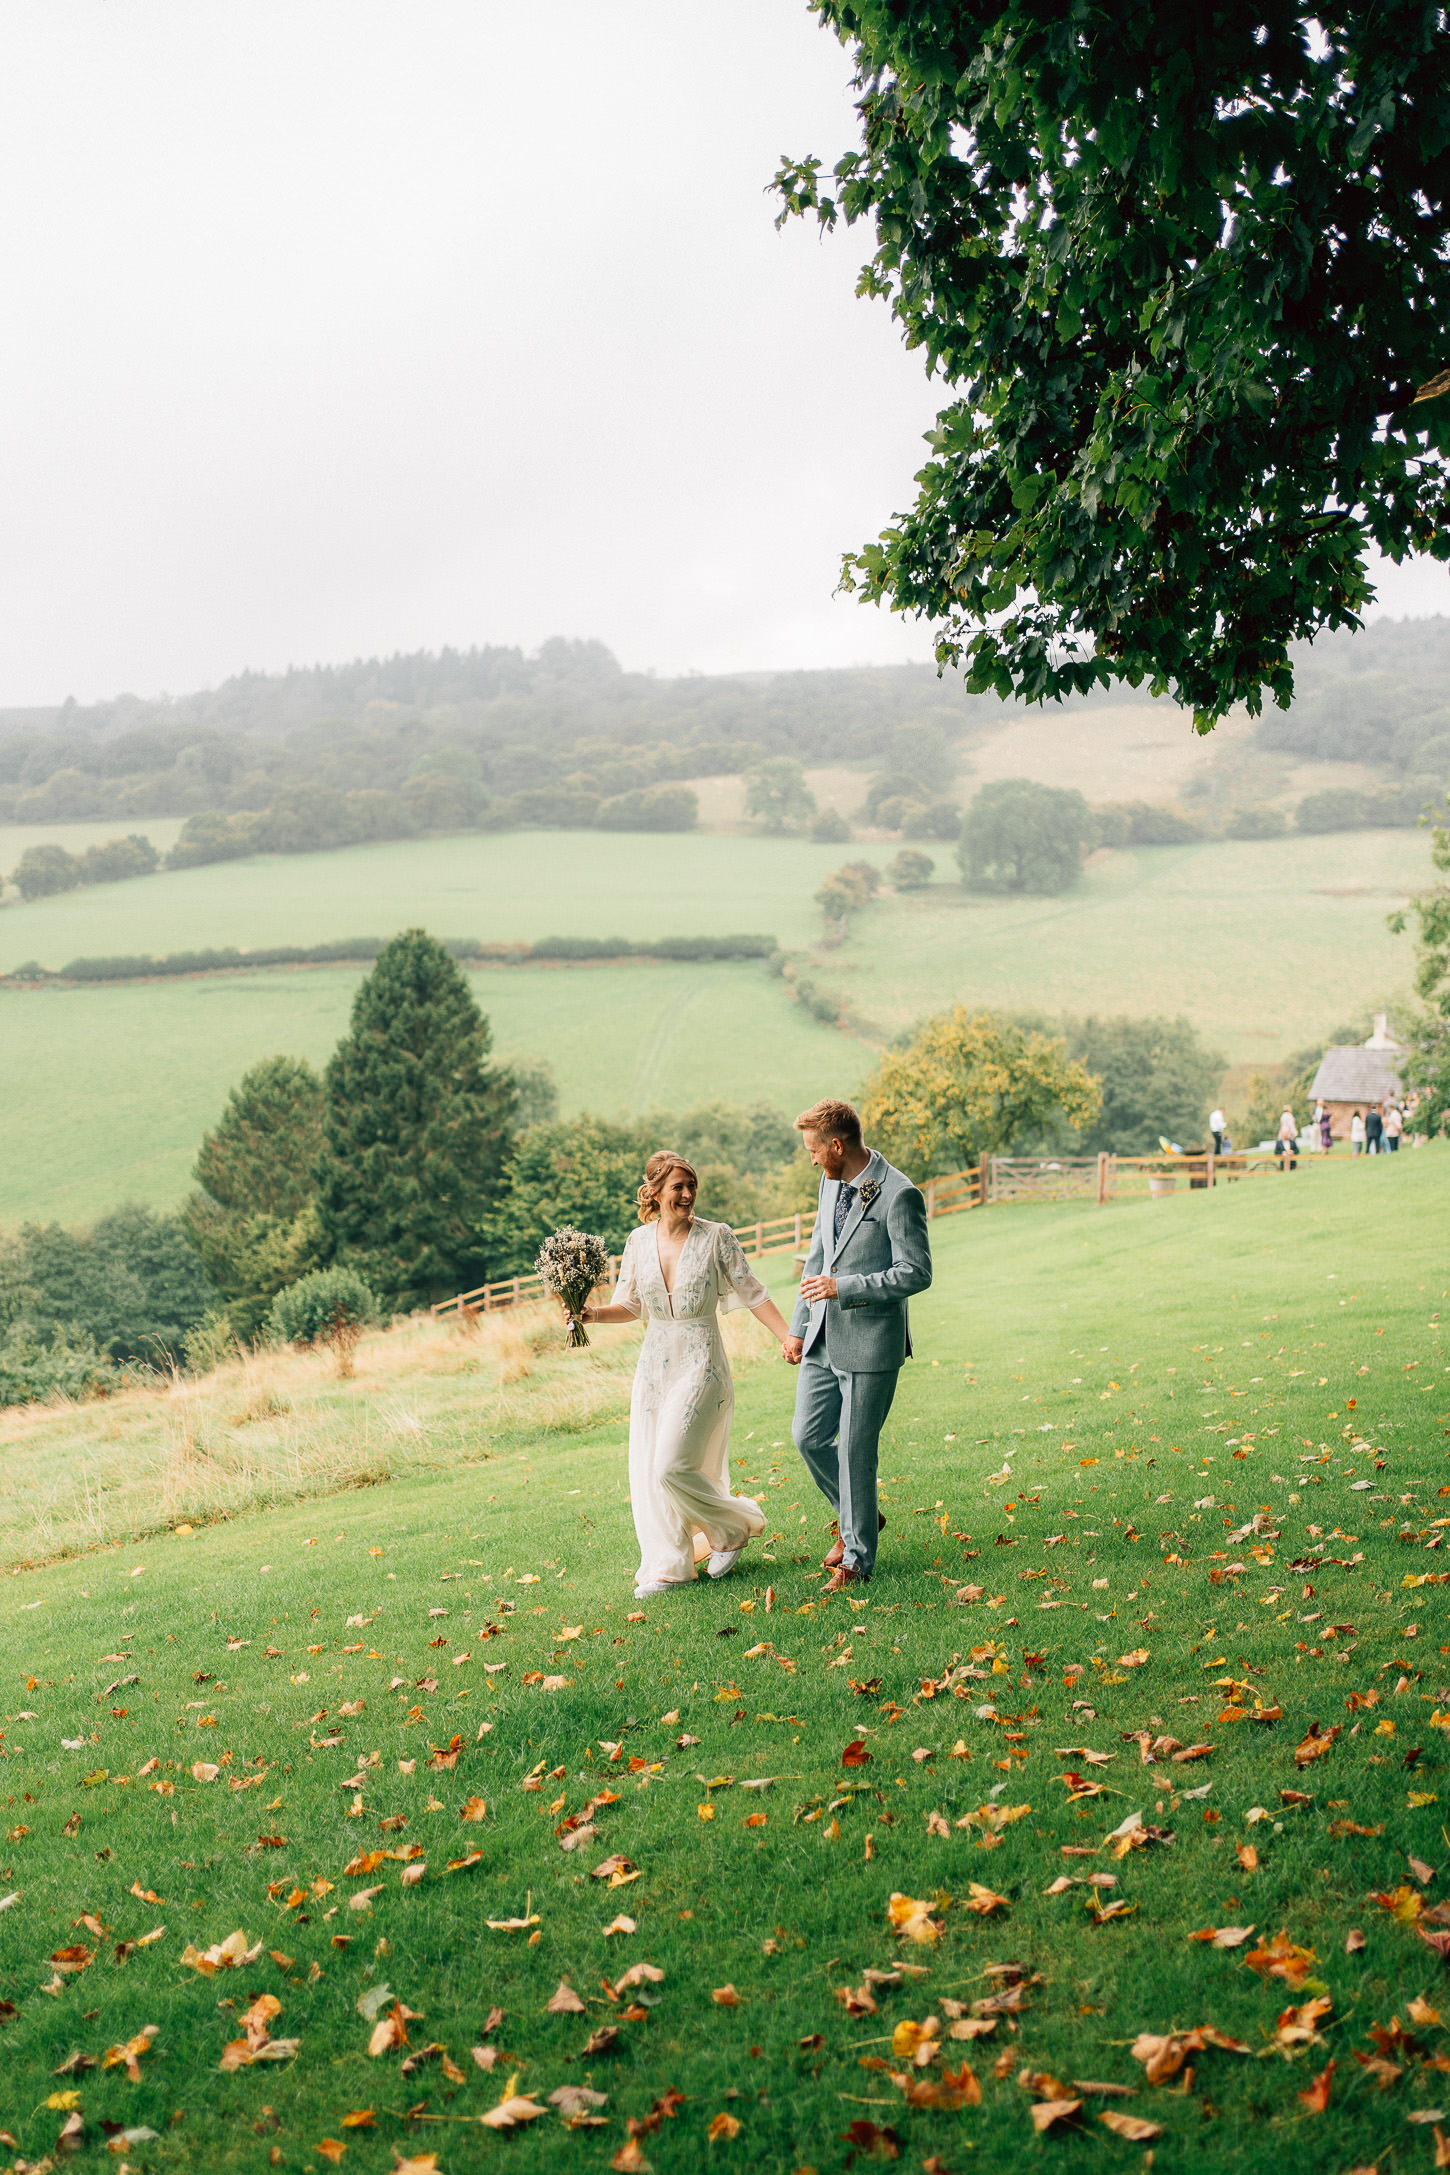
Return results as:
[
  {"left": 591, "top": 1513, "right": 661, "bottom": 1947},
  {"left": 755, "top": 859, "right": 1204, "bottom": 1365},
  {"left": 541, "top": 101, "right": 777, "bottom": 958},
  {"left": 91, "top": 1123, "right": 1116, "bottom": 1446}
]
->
[{"left": 1310, "top": 1047, "right": 1403, "bottom": 1103}]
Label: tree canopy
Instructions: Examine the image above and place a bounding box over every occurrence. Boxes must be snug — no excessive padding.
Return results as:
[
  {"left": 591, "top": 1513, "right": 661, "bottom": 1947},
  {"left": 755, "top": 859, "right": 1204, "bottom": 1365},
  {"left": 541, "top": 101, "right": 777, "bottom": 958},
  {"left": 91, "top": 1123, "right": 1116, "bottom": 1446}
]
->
[
  {"left": 861, "top": 1006, "right": 1100, "bottom": 1171},
  {"left": 777, "top": 2, "right": 1450, "bottom": 725},
  {"left": 1390, "top": 801, "right": 1450, "bottom": 1135},
  {"left": 959, "top": 776, "right": 1092, "bottom": 892},
  {"left": 184, "top": 1055, "right": 327, "bottom": 1340}
]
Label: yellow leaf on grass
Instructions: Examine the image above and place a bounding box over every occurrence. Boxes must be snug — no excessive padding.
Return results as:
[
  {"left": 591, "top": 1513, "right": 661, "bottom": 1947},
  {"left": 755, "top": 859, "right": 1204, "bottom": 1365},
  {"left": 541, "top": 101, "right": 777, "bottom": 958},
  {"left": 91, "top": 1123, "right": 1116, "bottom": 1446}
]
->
[
  {"left": 712, "top": 1984, "right": 742, "bottom": 2006},
  {"left": 179, "top": 1930, "right": 263, "bottom": 1975},
  {"left": 963, "top": 1882, "right": 1010, "bottom": 1916},
  {"left": 1371, "top": 1882, "right": 1423, "bottom": 1924},
  {"left": 480, "top": 2094, "right": 547, "bottom": 2129},
  {"left": 888, "top": 1892, "right": 943, "bottom": 1945},
  {"left": 315, "top": 2144, "right": 346, "bottom": 2166},
  {"left": 1030, "top": 2098, "right": 1082, "bottom": 2133},
  {"left": 1118, "top": 1650, "right": 1150, "bottom": 1669},
  {"left": 339, "top": 2109, "right": 375, "bottom": 2128},
  {"left": 708, "top": 2111, "right": 743, "bottom": 2141},
  {"left": 1100, "top": 2110, "right": 1163, "bottom": 2142}
]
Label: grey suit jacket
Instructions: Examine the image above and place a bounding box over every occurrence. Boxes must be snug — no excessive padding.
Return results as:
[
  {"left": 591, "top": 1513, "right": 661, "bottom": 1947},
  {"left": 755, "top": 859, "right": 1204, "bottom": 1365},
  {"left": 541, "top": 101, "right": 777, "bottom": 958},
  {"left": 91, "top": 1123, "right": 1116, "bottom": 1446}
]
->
[{"left": 788, "top": 1150, "right": 932, "bottom": 1373}]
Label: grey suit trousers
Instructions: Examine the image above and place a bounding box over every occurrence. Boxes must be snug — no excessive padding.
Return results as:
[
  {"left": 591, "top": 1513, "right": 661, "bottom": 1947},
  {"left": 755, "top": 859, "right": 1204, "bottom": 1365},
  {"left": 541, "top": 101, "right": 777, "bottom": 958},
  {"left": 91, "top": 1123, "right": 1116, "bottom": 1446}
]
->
[{"left": 791, "top": 1354, "right": 899, "bottom": 1576}]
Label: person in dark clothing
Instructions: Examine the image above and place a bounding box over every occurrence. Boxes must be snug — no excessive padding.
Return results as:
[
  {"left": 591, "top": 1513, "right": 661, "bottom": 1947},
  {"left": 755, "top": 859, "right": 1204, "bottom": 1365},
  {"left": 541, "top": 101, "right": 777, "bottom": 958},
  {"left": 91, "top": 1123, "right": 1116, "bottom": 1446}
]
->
[{"left": 1365, "top": 1106, "right": 1384, "bottom": 1155}]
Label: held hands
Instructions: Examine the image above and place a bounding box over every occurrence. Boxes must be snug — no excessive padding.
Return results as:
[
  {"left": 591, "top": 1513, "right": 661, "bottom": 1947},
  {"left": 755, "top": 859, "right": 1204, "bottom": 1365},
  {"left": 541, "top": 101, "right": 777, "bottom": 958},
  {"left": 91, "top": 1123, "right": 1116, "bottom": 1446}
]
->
[
  {"left": 799, "top": 1274, "right": 838, "bottom": 1306},
  {"left": 781, "top": 1336, "right": 803, "bottom": 1366}
]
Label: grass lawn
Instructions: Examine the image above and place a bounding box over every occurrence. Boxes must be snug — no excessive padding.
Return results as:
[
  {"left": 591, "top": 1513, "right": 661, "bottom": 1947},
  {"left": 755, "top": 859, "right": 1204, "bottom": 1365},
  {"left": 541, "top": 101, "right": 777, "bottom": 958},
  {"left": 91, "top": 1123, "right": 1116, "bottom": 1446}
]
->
[
  {"left": 818, "top": 828, "right": 1431, "bottom": 1065},
  {"left": 4, "top": 1155, "right": 1450, "bottom": 2171},
  {"left": 0, "top": 962, "right": 863, "bottom": 1230}
]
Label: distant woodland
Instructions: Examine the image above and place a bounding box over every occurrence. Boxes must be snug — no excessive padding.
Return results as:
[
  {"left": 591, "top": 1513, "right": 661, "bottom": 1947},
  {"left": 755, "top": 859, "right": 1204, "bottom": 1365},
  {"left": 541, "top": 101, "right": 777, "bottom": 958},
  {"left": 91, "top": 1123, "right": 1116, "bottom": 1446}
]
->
[{"left": 0, "top": 618, "right": 1444, "bottom": 860}]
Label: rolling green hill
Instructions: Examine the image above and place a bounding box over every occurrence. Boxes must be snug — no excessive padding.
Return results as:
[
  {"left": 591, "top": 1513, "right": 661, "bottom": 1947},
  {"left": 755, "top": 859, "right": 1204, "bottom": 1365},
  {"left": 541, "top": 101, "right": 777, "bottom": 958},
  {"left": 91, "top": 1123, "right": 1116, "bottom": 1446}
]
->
[
  {"left": 0, "top": 829, "right": 847, "bottom": 974},
  {"left": 814, "top": 826, "right": 1431, "bottom": 1057},
  {"left": 2, "top": 961, "right": 864, "bottom": 1229},
  {"left": 1, "top": 819, "right": 1433, "bottom": 1230}
]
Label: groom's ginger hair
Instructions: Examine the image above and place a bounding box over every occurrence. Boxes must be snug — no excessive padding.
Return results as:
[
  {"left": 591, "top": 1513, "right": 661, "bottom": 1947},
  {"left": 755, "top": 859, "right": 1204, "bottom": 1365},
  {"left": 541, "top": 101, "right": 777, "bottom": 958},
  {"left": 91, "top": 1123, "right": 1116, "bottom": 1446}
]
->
[{"left": 795, "top": 1098, "right": 862, "bottom": 1145}]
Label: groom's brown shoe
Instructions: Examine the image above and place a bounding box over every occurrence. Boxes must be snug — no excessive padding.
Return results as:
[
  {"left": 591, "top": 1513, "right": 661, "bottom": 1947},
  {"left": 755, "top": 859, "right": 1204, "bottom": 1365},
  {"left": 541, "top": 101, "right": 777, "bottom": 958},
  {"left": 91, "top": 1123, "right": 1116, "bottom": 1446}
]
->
[
  {"left": 821, "top": 1563, "right": 869, "bottom": 1595},
  {"left": 822, "top": 1513, "right": 887, "bottom": 1571}
]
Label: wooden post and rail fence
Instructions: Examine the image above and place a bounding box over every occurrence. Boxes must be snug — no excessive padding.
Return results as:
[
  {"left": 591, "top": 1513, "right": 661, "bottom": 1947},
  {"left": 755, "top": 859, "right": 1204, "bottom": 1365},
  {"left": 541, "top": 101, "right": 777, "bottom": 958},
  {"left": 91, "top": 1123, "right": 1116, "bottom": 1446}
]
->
[{"left": 430, "top": 1147, "right": 1312, "bottom": 1323}]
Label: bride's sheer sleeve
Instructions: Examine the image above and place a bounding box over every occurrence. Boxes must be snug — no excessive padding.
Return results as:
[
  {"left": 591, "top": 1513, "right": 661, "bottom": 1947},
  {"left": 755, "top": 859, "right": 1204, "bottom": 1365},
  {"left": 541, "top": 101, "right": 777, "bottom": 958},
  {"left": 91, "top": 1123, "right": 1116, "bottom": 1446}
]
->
[
  {"left": 714, "top": 1222, "right": 771, "bottom": 1313},
  {"left": 610, "top": 1232, "right": 644, "bottom": 1318}
]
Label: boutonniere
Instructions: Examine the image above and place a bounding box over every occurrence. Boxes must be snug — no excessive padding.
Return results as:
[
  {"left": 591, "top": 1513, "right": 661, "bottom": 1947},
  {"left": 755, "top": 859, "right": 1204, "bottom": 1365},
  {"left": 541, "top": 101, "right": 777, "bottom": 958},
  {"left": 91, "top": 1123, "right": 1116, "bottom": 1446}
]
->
[{"left": 858, "top": 1179, "right": 882, "bottom": 1208}]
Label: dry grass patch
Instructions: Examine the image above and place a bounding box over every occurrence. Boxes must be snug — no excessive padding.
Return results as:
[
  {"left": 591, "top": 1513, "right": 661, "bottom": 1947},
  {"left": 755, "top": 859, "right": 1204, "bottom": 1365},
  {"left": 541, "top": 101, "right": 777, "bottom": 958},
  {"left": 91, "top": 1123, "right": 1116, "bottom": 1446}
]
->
[{"left": 0, "top": 1299, "right": 775, "bottom": 1571}]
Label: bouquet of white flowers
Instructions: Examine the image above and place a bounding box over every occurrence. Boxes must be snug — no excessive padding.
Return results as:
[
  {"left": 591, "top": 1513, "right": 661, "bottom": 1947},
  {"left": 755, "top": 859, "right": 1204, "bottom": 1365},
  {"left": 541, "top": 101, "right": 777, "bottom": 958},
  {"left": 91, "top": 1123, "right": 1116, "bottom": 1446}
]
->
[{"left": 536, "top": 1225, "right": 611, "bottom": 1349}]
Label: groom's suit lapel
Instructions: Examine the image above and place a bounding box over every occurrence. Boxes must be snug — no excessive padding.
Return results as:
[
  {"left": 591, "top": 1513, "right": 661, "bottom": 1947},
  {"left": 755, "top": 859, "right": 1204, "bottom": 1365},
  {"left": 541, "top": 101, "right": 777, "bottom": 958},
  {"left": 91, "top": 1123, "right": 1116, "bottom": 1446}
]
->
[{"left": 827, "top": 1159, "right": 881, "bottom": 1267}]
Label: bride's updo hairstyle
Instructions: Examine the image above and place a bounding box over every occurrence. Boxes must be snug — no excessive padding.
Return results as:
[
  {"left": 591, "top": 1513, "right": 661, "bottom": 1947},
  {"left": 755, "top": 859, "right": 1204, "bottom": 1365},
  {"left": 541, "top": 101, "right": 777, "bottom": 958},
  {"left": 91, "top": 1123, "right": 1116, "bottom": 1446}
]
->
[{"left": 637, "top": 1151, "right": 699, "bottom": 1223}]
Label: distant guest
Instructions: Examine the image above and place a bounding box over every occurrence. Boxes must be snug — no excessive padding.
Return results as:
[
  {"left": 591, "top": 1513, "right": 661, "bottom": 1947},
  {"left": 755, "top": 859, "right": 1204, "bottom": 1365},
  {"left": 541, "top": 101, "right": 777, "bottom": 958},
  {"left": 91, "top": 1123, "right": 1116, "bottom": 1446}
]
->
[
  {"left": 1277, "top": 1106, "right": 1298, "bottom": 1171},
  {"left": 1350, "top": 1110, "right": 1365, "bottom": 1155},
  {"left": 1384, "top": 1104, "right": 1403, "bottom": 1152},
  {"left": 1365, "top": 1105, "right": 1384, "bottom": 1155},
  {"left": 1316, "top": 1100, "right": 1332, "bottom": 1153},
  {"left": 1209, "top": 1105, "right": 1225, "bottom": 1155}
]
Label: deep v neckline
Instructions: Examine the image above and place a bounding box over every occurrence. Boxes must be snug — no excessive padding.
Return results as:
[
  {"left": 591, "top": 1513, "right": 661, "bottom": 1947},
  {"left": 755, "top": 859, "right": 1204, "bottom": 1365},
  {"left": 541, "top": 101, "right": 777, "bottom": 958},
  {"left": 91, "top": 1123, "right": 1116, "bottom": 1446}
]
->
[{"left": 653, "top": 1220, "right": 695, "bottom": 1315}]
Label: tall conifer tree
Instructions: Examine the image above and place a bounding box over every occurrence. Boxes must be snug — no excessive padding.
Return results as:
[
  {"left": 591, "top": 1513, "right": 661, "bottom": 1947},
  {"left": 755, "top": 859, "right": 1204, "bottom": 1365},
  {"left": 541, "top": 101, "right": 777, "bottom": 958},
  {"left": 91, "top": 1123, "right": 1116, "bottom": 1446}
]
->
[{"left": 316, "top": 929, "right": 512, "bottom": 1307}]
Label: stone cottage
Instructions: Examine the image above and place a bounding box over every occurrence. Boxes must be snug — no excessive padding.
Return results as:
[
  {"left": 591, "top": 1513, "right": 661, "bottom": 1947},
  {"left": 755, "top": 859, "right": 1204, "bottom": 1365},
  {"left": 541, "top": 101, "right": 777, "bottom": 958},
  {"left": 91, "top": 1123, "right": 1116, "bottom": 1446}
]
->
[{"left": 1308, "top": 1013, "right": 1403, "bottom": 1140}]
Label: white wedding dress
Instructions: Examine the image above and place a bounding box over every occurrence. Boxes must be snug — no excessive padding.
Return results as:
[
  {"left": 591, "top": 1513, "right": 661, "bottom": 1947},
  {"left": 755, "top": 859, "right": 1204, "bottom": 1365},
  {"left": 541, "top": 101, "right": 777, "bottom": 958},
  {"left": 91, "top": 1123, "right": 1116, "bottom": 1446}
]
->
[{"left": 611, "top": 1218, "right": 770, "bottom": 1588}]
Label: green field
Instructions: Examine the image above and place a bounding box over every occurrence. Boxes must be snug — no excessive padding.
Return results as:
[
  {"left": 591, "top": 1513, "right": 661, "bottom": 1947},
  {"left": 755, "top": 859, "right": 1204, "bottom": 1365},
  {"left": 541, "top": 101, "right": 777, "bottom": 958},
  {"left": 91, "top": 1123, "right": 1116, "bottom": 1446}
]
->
[
  {"left": 2, "top": 962, "right": 864, "bottom": 1228},
  {"left": 0, "top": 829, "right": 857, "bottom": 974},
  {"left": 821, "top": 827, "right": 1431, "bottom": 1061},
  {"left": 1, "top": 817, "right": 1434, "bottom": 1233},
  {"left": 3, "top": 1159, "right": 1449, "bottom": 2171}
]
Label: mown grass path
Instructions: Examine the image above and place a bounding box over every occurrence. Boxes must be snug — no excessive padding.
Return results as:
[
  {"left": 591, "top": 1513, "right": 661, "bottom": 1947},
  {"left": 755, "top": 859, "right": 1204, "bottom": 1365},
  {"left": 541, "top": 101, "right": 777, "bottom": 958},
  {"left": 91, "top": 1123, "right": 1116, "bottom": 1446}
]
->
[{"left": 4, "top": 1155, "right": 1450, "bottom": 2172}]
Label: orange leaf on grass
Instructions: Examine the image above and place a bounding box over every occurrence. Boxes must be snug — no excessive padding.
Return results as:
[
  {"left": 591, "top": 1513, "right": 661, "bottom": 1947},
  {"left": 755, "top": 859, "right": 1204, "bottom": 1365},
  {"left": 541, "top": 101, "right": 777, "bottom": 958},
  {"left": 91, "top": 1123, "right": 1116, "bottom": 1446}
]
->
[
  {"left": 1243, "top": 1931, "right": 1317, "bottom": 1987},
  {"left": 1371, "top": 1883, "right": 1423, "bottom": 1925},
  {"left": 1297, "top": 2059, "right": 1334, "bottom": 2112},
  {"left": 315, "top": 2145, "right": 346, "bottom": 2166},
  {"left": 842, "top": 1740, "right": 872, "bottom": 1768},
  {"left": 1293, "top": 1723, "right": 1341, "bottom": 1769},
  {"left": 712, "top": 1984, "right": 741, "bottom": 2006},
  {"left": 707, "top": 2111, "right": 743, "bottom": 2140},
  {"left": 339, "top": 2110, "right": 374, "bottom": 2128}
]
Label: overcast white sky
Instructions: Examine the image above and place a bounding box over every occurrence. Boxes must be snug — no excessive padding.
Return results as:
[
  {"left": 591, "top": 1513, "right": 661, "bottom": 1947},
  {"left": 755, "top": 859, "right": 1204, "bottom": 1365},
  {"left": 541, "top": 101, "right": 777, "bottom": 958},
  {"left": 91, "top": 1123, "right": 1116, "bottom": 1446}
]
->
[{"left": 0, "top": 2, "right": 1443, "bottom": 708}]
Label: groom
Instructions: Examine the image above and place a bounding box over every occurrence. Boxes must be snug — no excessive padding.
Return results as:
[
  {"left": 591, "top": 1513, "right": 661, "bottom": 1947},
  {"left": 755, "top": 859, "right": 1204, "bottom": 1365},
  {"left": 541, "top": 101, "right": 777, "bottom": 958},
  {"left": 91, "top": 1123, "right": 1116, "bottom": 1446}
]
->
[{"left": 782, "top": 1098, "right": 932, "bottom": 1592}]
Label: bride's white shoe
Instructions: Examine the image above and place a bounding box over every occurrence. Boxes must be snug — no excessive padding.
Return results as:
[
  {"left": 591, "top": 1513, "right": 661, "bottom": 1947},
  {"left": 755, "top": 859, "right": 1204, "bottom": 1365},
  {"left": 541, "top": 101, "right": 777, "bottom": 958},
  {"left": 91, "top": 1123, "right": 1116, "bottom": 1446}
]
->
[
  {"left": 706, "top": 1547, "right": 744, "bottom": 1579},
  {"left": 634, "top": 1580, "right": 676, "bottom": 1598}
]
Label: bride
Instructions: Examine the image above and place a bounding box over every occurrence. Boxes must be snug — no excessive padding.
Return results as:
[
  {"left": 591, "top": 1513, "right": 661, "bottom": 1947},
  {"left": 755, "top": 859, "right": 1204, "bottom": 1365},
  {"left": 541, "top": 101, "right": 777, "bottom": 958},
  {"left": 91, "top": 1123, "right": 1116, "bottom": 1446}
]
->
[{"left": 576, "top": 1151, "right": 795, "bottom": 1599}]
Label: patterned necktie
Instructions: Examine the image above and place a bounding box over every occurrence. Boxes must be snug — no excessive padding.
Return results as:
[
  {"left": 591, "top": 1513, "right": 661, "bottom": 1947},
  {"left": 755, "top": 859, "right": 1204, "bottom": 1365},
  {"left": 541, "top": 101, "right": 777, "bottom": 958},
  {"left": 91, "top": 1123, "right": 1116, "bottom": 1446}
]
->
[{"left": 834, "top": 1182, "right": 856, "bottom": 1243}]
